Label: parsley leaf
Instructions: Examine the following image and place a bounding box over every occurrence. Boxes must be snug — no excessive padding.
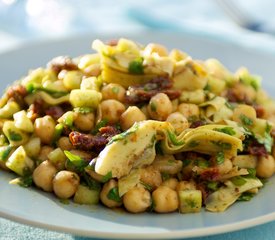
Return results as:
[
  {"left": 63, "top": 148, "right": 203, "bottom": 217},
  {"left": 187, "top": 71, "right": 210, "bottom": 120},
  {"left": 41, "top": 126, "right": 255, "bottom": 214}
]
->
[
  {"left": 8, "top": 130, "right": 22, "bottom": 141},
  {"left": 167, "top": 131, "right": 184, "bottom": 146},
  {"left": 64, "top": 150, "right": 87, "bottom": 172},
  {"left": 239, "top": 114, "right": 253, "bottom": 126},
  {"left": 214, "top": 127, "right": 236, "bottom": 136},
  {"left": 128, "top": 58, "right": 144, "bottom": 74},
  {"left": 102, "top": 171, "right": 112, "bottom": 183},
  {"left": 74, "top": 107, "right": 93, "bottom": 114},
  {"left": 92, "top": 119, "right": 108, "bottom": 134},
  {"left": 216, "top": 152, "right": 225, "bottom": 165},
  {"left": 107, "top": 187, "right": 121, "bottom": 202},
  {"left": 0, "top": 145, "right": 12, "bottom": 161},
  {"left": 231, "top": 176, "right": 247, "bottom": 186},
  {"left": 237, "top": 192, "right": 255, "bottom": 201}
]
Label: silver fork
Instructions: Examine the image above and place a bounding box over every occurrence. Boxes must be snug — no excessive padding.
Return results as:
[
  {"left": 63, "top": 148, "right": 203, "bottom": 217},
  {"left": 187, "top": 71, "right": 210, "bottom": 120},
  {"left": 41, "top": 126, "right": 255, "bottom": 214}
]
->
[{"left": 214, "top": 0, "right": 275, "bottom": 34}]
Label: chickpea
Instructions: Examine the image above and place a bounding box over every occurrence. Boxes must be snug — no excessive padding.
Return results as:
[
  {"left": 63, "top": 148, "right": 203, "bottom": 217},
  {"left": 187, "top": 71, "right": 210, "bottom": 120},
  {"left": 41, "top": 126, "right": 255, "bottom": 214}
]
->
[
  {"left": 100, "top": 179, "right": 122, "bottom": 208},
  {"left": 33, "top": 160, "right": 57, "bottom": 192},
  {"left": 123, "top": 186, "right": 151, "bottom": 213},
  {"left": 232, "top": 104, "right": 256, "bottom": 125},
  {"left": 216, "top": 158, "right": 233, "bottom": 174},
  {"left": 161, "top": 178, "right": 179, "bottom": 190},
  {"left": 140, "top": 166, "right": 162, "bottom": 190},
  {"left": 176, "top": 181, "right": 196, "bottom": 192},
  {"left": 101, "top": 83, "right": 126, "bottom": 102},
  {"left": 147, "top": 93, "right": 173, "bottom": 121},
  {"left": 166, "top": 112, "right": 189, "bottom": 134},
  {"left": 152, "top": 186, "right": 178, "bottom": 213},
  {"left": 53, "top": 170, "right": 80, "bottom": 199},
  {"left": 178, "top": 103, "right": 199, "bottom": 119},
  {"left": 57, "top": 137, "right": 73, "bottom": 151},
  {"left": 34, "top": 116, "right": 56, "bottom": 144},
  {"left": 119, "top": 106, "right": 146, "bottom": 131},
  {"left": 100, "top": 100, "right": 126, "bottom": 124},
  {"left": 38, "top": 146, "right": 54, "bottom": 162},
  {"left": 256, "top": 155, "right": 275, "bottom": 178},
  {"left": 74, "top": 112, "right": 95, "bottom": 132}
]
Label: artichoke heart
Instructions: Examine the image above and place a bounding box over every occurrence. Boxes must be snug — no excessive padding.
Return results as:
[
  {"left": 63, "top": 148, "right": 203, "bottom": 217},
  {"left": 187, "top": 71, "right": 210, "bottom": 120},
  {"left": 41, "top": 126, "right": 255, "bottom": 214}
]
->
[
  {"left": 95, "top": 120, "right": 244, "bottom": 178},
  {"left": 205, "top": 178, "right": 263, "bottom": 212}
]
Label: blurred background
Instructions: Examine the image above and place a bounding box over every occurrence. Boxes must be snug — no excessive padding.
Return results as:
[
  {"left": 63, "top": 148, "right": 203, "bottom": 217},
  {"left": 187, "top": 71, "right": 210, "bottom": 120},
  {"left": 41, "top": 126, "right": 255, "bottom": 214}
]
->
[{"left": 0, "top": 0, "right": 275, "bottom": 53}]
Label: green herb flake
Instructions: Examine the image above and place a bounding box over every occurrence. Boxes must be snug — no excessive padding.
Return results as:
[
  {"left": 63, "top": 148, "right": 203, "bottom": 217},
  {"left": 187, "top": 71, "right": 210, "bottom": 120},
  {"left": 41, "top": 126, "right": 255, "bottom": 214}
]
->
[
  {"left": 74, "top": 107, "right": 93, "bottom": 114},
  {"left": 17, "top": 175, "right": 33, "bottom": 188},
  {"left": 140, "top": 181, "right": 153, "bottom": 191},
  {"left": 150, "top": 102, "right": 157, "bottom": 112},
  {"left": 64, "top": 150, "right": 87, "bottom": 171},
  {"left": 246, "top": 168, "right": 256, "bottom": 178},
  {"left": 59, "top": 199, "right": 70, "bottom": 205},
  {"left": 111, "top": 86, "right": 119, "bottom": 94},
  {"left": 8, "top": 130, "right": 22, "bottom": 141},
  {"left": 109, "top": 123, "right": 139, "bottom": 144},
  {"left": 0, "top": 145, "right": 12, "bottom": 161},
  {"left": 128, "top": 58, "right": 144, "bottom": 74},
  {"left": 102, "top": 171, "right": 112, "bottom": 183},
  {"left": 196, "top": 158, "right": 209, "bottom": 168},
  {"left": 92, "top": 119, "right": 108, "bottom": 134},
  {"left": 214, "top": 127, "right": 236, "bottom": 136},
  {"left": 188, "top": 140, "right": 200, "bottom": 148},
  {"left": 225, "top": 101, "right": 234, "bottom": 110},
  {"left": 149, "top": 199, "right": 156, "bottom": 212},
  {"left": 107, "top": 187, "right": 121, "bottom": 202},
  {"left": 207, "top": 181, "right": 219, "bottom": 191},
  {"left": 182, "top": 159, "right": 192, "bottom": 167},
  {"left": 161, "top": 172, "right": 170, "bottom": 181},
  {"left": 211, "top": 141, "right": 232, "bottom": 150},
  {"left": 231, "top": 176, "right": 247, "bottom": 186},
  {"left": 167, "top": 131, "right": 184, "bottom": 146},
  {"left": 237, "top": 192, "right": 255, "bottom": 201},
  {"left": 216, "top": 152, "right": 225, "bottom": 165},
  {"left": 239, "top": 114, "right": 253, "bottom": 126},
  {"left": 82, "top": 172, "right": 101, "bottom": 191}
]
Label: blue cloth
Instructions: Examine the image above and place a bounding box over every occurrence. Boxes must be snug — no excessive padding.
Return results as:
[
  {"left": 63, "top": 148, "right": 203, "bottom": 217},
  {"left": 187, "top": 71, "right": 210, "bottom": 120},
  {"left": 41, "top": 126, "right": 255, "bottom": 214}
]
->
[{"left": 1, "top": 0, "right": 275, "bottom": 239}]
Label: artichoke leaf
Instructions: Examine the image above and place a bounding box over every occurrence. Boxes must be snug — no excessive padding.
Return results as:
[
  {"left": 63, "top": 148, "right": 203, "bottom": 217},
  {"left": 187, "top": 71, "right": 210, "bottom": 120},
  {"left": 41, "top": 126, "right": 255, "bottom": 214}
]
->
[
  {"left": 95, "top": 121, "right": 244, "bottom": 179},
  {"left": 205, "top": 178, "right": 263, "bottom": 212}
]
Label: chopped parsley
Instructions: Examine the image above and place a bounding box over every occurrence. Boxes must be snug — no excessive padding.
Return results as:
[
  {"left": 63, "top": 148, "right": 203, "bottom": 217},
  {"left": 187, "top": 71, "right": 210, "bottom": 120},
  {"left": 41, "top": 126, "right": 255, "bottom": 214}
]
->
[
  {"left": 161, "top": 172, "right": 170, "bottom": 181},
  {"left": 237, "top": 192, "right": 255, "bottom": 201},
  {"left": 245, "top": 168, "right": 256, "bottom": 178},
  {"left": 102, "top": 171, "right": 112, "bottom": 183},
  {"left": 182, "top": 159, "right": 192, "bottom": 167},
  {"left": 82, "top": 172, "right": 101, "bottom": 191},
  {"left": 196, "top": 158, "right": 209, "bottom": 168},
  {"left": 107, "top": 187, "right": 121, "bottom": 202},
  {"left": 17, "top": 175, "right": 33, "bottom": 188},
  {"left": 211, "top": 141, "right": 232, "bottom": 150},
  {"left": 140, "top": 181, "right": 153, "bottom": 191},
  {"left": 167, "top": 131, "right": 184, "bottom": 146},
  {"left": 128, "top": 57, "right": 144, "bottom": 74},
  {"left": 207, "top": 181, "right": 219, "bottom": 191},
  {"left": 239, "top": 114, "right": 253, "bottom": 126},
  {"left": 216, "top": 152, "right": 225, "bottom": 165},
  {"left": 150, "top": 102, "right": 157, "bottom": 112},
  {"left": 73, "top": 107, "right": 93, "bottom": 114},
  {"left": 111, "top": 86, "right": 119, "bottom": 94},
  {"left": 214, "top": 127, "right": 236, "bottom": 136},
  {"left": 64, "top": 150, "right": 87, "bottom": 172},
  {"left": 0, "top": 145, "right": 12, "bottom": 161},
  {"left": 92, "top": 119, "right": 108, "bottom": 134},
  {"left": 8, "top": 130, "right": 22, "bottom": 141},
  {"left": 188, "top": 140, "right": 200, "bottom": 148},
  {"left": 231, "top": 176, "right": 247, "bottom": 186},
  {"left": 109, "top": 123, "right": 139, "bottom": 144}
]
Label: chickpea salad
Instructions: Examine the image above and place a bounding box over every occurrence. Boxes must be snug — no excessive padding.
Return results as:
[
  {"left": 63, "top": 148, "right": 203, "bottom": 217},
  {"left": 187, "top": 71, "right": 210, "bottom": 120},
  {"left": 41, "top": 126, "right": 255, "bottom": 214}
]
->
[{"left": 0, "top": 38, "right": 275, "bottom": 214}]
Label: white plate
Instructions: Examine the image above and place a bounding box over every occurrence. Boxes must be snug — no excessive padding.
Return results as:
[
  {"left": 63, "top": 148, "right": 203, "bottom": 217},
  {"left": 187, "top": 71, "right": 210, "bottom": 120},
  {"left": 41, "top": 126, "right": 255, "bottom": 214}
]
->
[{"left": 0, "top": 32, "right": 275, "bottom": 239}]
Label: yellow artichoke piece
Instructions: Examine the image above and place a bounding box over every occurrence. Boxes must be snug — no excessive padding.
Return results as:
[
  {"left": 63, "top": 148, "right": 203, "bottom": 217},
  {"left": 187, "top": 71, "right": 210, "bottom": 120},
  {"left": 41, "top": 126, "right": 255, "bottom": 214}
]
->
[
  {"left": 205, "top": 178, "right": 263, "bottom": 212},
  {"left": 24, "top": 91, "right": 70, "bottom": 106},
  {"left": 101, "top": 65, "right": 157, "bottom": 87},
  {"left": 95, "top": 120, "right": 244, "bottom": 178}
]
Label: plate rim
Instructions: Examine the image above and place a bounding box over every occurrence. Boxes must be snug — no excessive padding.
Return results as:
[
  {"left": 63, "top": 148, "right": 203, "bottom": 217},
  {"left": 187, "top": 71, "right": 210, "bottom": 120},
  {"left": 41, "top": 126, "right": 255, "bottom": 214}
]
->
[{"left": 1, "top": 31, "right": 275, "bottom": 239}]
